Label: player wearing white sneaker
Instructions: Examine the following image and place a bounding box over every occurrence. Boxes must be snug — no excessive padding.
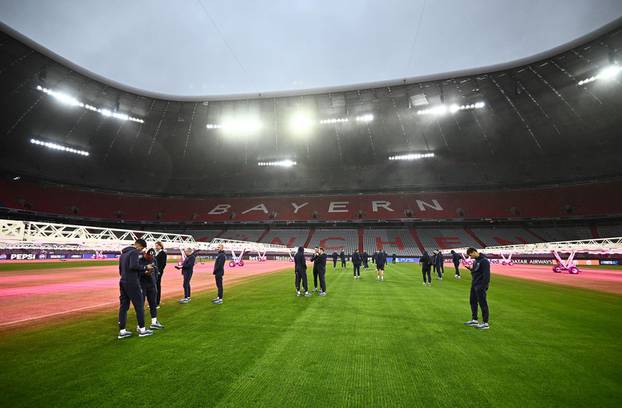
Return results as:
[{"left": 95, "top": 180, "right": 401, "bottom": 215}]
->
[{"left": 465, "top": 248, "right": 491, "bottom": 329}]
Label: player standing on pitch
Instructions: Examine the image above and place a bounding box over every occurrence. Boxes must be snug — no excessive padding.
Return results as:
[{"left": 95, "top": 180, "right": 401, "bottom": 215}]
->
[
  {"left": 212, "top": 244, "right": 226, "bottom": 304},
  {"left": 176, "top": 248, "right": 196, "bottom": 304},
  {"left": 463, "top": 248, "right": 491, "bottom": 330},
  {"left": 117, "top": 239, "right": 153, "bottom": 339},
  {"left": 294, "top": 246, "right": 311, "bottom": 297},
  {"left": 139, "top": 248, "right": 164, "bottom": 330}
]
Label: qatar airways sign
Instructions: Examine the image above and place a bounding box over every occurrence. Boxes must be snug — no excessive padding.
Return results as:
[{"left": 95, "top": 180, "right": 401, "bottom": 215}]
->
[{"left": 205, "top": 198, "right": 444, "bottom": 220}]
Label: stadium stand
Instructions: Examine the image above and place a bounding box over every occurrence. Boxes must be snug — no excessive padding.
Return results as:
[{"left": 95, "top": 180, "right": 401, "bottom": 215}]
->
[
  {"left": 596, "top": 225, "right": 622, "bottom": 238},
  {"left": 307, "top": 229, "right": 358, "bottom": 254},
  {"left": 259, "top": 229, "right": 311, "bottom": 248},
  {"left": 362, "top": 229, "right": 422, "bottom": 256},
  {"left": 469, "top": 227, "right": 543, "bottom": 246},
  {"left": 417, "top": 228, "right": 482, "bottom": 251},
  {"left": 218, "top": 229, "right": 267, "bottom": 242},
  {"left": 527, "top": 226, "right": 593, "bottom": 242}
]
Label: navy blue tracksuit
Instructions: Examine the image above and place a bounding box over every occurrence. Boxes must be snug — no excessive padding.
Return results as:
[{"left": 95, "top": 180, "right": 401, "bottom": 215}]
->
[
  {"left": 213, "top": 250, "right": 226, "bottom": 299},
  {"left": 312, "top": 253, "right": 320, "bottom": 289},
  {"left": 420, "top": 251, "right": 432, "bottom": 284},
  {"left": 434, "top": 251, "right": 444, "bottom": 277},
  {"left": 352, "top": 251, "right": 362, "bottom": 277},
  {"left": 340, "top": 251, "right": 346, "bottom": 268},
  {"left": 452, "top": 252, "right": 461, "bottom": 277},
  {"left": 118, "top": 246, "right": 147, "bottom": 330},
  {"left": 294, "top": 249, "right": 308, "bottom": 292},
  {"left": 362, "top": 252, "right": 369, "bottom": 268},
  {"left": 316, "top": 253, "right": 328, "bottom": 292},
  {"left": 155, "top": 250, "right": 167, "bottom": 305},
  {"left": 332, "top": 252, "right": 338, "bottom": 268},
  {"left": 179, "top": 252, "right": 196, "bottom": 298},
  {"left": 139, "top": 254, "right": 158, "bottom": 319},
  {"left": 470, "top": 255, "right": 491, "bottom": 323}
]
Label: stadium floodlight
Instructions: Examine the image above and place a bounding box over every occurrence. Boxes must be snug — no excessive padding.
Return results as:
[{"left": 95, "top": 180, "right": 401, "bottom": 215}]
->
[
  {"left": 578, "top": 64, "right": 622, "bottom": 86},
  {"left": 206, "top": 124, "right": 224, "bottom": 129},
  {"left": 36, "top": 85, "right": 144, "bottom": 123},
  {"left": 30, "top": 138, "right": 90, "bottom": 156},
  {"left": 289, "top": 112, "right": 314, "bottom": 134},
  {"left": 206, "top": 118, "right": 263, "bottom": 134},
  {"left": 258, "top": 159, "right": 297, "bottom": 167},
  {"left": 416, "top": 102, "right": 485, "bottom": 116},
  {"left": 319, "top": 117, "right": 349, "bottom": 124},
  {"left": 355, "top": 114, "right": 374, "bottom": 122},
  {"left": 388, "top": 152, "right": 434, "bottom": 161}
]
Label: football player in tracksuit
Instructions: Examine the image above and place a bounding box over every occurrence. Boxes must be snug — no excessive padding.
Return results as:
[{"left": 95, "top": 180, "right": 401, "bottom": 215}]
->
[
  {"left": 175, "top": 248, "right": 196, "bottom": 304},
  {"left": 340, "top": 250, "right": 347, "bottom": 269},
  {"left": 212, "top": 244, "right": 226, "bottom": 304},
  {"left": 117, "top": 239, "right": 153, "bottom": 339},
  {"left": 139, "top": 248, "right": 164, "bottom": 330},
  {"left": 311, "top": 247, "right": 320, "bottom": 291},
  {"left": 154, "top": 241, "right": 167, "bottom": 306},
  {"left": 294, "top": 246, "right": 311, "bottom": 297},
  {"left": 464, "top": 248, "right": 491, "bottom": 330},
  {"left": 451, "top": 250, "right": 462, "bottom": 279},
  {"left": 362, "top": 251, "right": 369, "bottom": 269},
  {"left": 436, "top": 250, "right": 445, "bottom": 277},
  {"left": 332, "top": 251, "right": 339, "bottom": 269},
  {"left": 352, "top": 249, "right": 362, "bottom": 279},
  {"left": 316, "top": 247, "right": 328, "bottom": 296},
  {"left": 419, "top": 251, "right": 432, "bottom": 286}
]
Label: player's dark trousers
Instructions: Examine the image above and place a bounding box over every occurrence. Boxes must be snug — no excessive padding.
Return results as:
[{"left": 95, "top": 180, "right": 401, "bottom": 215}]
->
[
  {"left": 353, "top": 264, "right": 361, "bottom": 277},
  {"left": 453, "top": 262, "right": 460, "bottom": 276},
  {"left": 295, "top": 270, "right": 308, "bottom": 292},
  {"left": 318, "top": 270, "right": 327, "bottom": 292},
  {"left": 363, "top": 260, "right": 368, "bottom": 269},
  {"left": 313, "top": 267, "right": 319, "bottom": 289},
  {"left": 141, "top": 280, "right": 158, "bottom": 318},
  {"left": 182, "top": 269, "right": 193, "bottom": 298},
  {"left": 341, "top": 260, "right": 346, "bottom": 268},
  {"left": 333, "top": 260, "right": 337, "bottom": 268},
  {"left": 215, "top": 274, "right": 224, "bottom": 299},
  {"left": 434, "top": 265, "right": 442, "bottom": 278},
  {"left": 470, "top": 286, "right": 489, "bottom": 323},
  {"left": 422, "top": 266, "right": 431, "bottom": 284},
  {"left": 156, "top": 270, "right": 164, "bottom": 305},
  {"left": 118, "top": 279, "right": 145, "bottom": 330}
]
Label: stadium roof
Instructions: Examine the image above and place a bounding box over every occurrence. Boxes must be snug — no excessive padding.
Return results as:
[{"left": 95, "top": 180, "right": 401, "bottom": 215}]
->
[
  {"left": 1, "top": 1, "right": 622, "bottom": 99},
  {"left": 0, "top": 16, "right": 621, "bottom": 196}
]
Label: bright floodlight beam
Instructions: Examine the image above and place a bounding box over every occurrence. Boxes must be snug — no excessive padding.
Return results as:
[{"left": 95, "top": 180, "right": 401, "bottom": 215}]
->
[
  {"left": 577, "top": 64, "right": 622, "bottom": 86},
  {"left": 388, "top": 152, "right": 435, "bottom": 161},
  {"left": 30, "top": 138, "right": 90, "bottom": 156},
  {"left": 289, "top": 112, "right": 314, "bottom": 134},
  {"left": 416, "top": 102, "right": 485, "bottom": 116},
  {"left": 258, "top": 159, "right": 297, "bottom": 167}
]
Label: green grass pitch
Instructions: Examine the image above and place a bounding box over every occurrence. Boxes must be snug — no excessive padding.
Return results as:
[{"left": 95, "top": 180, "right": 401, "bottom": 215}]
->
[{"left": 0, "top": 263, "right": 621, "bottom": 407}]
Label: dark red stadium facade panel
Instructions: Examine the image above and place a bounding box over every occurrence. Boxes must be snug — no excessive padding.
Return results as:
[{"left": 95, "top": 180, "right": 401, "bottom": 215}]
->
[{"left": 2, "top": 180, "right": 621, "bottom": 222}]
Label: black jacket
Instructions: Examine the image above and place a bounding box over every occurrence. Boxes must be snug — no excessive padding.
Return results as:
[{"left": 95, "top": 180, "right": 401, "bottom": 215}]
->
[
  {"left": 156, "top": 250, "right": 168, "bottom": 274},
  {"left": 420, "top": 252, "right": 431, "bottom": 267},
  {"left": 213, "top": 250, "right": 225, "bottom": 276},
  {"left": 376, "top": 252, "right": 387, "bottom": 266},
  {"left": 452, "top": 252, "right": 461, "bottom": 265},
  {"left": 435, "top": 252, "right": 444, "bottom": 266},
  {"left": 119, "top": 246, "right": 146, "bottom": 282},
  {"left": 315, "top": 253, "right": 327, "bottom": 271},
  {"left": 294, "top": 250, "right": 307, "bottom": 272},
  {"left": 471, "top": 254, "right": 491, "bottom": 288},
  {"left": 352, "top": 251, "right": 362, "bottom": 265},
  {"left": 180, "top": 252, "right": 196, "bottom": 275},
  {"left": 339, "top": 251, "right": 346, "bottom": 261},
  {"left": 332, "top": 252, "right": 338, "bottom": 261}
]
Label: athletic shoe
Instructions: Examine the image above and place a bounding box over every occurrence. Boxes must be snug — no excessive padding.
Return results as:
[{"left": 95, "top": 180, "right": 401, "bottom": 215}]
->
[
  {"left": 423, "top": 282, "right": 427, "bottom": 286},
  {"left": 178, "top": 298, "right": 188, "bottom": 304},
  {"left": 304, "top": 291, "right": 312, "bottom": 297},
  {"left": 212, "top": 299, "right": 223, "bottom": 304},
  {"left": 318, "top": 291, "right": 327, "bottom": 297},
  {"left": 296, "top": 291, "right": 301, "bottom": 297},
  {"left": 313, "top": 287, "right": 318, "bottom": 292},
  {"left": 476, "top": 323, "right": 490, "bottom": 330},
  {"left": 117, "top": 330, "right": 132, "bottom": 339},
  {"left": 138, "top": 328, "right": 154, "bottom": 337},
  {"left": 464, "top": 320, "right": 479, "bottom": 326},
  {"left": 156, "top": 305, "right": 161, "bottom": 309},
  {"left": 150, "top": 321, "right": 164, "bottom": 330}
]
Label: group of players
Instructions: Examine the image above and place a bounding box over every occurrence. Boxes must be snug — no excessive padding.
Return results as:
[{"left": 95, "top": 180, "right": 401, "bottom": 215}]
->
[
  {"left": 293, "top": 247, "right": 390, "bottom": 297},
  {"left": 117, "top": 239, "right": 226, "bottom": 339}
]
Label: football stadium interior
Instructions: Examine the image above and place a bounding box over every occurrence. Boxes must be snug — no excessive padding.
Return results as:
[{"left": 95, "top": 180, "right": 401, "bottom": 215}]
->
[{"left": 0, "top": 2, "right": 621, "bottom": 407}]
